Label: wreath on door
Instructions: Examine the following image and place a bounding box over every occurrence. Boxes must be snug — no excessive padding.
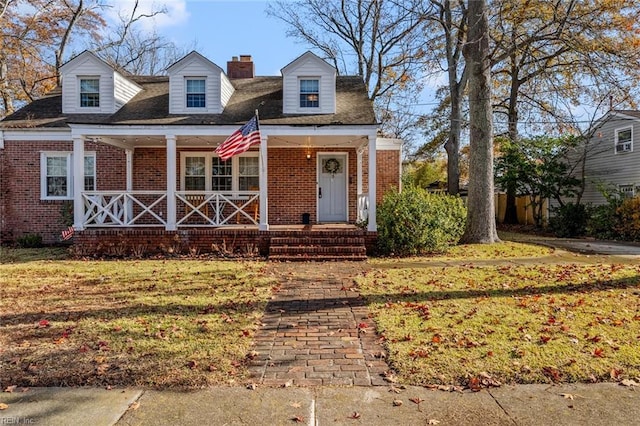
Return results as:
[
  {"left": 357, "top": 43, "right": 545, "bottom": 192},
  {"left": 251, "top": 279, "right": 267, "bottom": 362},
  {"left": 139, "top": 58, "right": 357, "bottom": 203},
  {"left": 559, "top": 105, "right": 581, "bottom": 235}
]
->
[{"left": 324, "top": 158, "right": 341, "bottom": 174}]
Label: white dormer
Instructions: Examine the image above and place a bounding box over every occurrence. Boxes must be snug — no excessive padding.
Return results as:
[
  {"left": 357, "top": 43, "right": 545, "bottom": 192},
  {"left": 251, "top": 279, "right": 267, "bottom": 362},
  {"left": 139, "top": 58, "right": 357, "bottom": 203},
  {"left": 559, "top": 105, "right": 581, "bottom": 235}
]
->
[
  {"left": 281, "top": 51, "right": 336, "bottom": 114},
  {"left": 60, "top": 51, "right": 142, "bottom": 114},
  {"left": 166, "top": 51, "right": 234, "bottom": 114}
]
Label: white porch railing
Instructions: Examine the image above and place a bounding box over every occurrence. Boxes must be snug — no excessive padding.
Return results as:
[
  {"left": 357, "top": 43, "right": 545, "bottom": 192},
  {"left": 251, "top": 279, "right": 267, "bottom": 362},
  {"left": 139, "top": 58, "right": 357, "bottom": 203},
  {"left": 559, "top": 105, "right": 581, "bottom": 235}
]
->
[
  {"left": 176, "top": 191, "right": 260, "bottom": 226},
  {"left": 357, "top": 193, "right": 369, "bottom": 223},
  {"left": 82, "top": 191, "right": 167, "bottom": 227},
  {"left": 82, "top": 191, "right": 260, "bottom": 228}
]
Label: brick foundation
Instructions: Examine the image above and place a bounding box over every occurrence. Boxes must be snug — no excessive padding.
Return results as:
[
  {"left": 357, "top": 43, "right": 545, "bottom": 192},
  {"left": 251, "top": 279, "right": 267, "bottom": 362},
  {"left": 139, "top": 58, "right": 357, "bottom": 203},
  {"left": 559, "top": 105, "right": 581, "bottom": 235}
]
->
[{"left": 72, "top": 228, "right": 378, "bottom": 258}]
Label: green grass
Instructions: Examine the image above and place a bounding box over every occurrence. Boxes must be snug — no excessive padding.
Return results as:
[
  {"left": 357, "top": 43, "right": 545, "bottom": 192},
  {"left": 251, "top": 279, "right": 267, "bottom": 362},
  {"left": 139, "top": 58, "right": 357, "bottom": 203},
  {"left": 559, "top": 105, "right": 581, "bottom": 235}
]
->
[
  {"left": 0, "top": 252, "right": 274, "bottom": 388},
  {"left": 358, "top": 255, "right": 640, "bottom": 386}
]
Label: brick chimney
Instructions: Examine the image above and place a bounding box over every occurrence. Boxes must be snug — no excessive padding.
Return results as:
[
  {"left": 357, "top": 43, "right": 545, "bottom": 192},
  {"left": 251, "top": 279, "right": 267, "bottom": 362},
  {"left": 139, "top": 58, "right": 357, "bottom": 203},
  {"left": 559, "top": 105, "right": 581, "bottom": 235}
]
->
[{"left": 227, "top": 55, "right": 254, "bottom": 79}]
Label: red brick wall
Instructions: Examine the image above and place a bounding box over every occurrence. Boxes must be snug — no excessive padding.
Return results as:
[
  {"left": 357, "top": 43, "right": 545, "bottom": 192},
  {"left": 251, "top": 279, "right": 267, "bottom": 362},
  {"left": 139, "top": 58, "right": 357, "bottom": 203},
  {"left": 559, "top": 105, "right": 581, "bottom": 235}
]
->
[
  {"left": 375, "top": 150, "right": 401, "bottom": 204},
  {"left": 0, "top": 140, "right": 125, "bottom": 243}
]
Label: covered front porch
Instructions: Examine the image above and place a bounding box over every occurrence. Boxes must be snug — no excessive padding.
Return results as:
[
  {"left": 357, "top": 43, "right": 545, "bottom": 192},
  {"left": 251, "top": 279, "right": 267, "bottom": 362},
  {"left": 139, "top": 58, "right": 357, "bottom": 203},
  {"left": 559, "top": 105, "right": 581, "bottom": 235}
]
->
[{"left": 69, "top": 125, "right": 378, "bottom": 234}]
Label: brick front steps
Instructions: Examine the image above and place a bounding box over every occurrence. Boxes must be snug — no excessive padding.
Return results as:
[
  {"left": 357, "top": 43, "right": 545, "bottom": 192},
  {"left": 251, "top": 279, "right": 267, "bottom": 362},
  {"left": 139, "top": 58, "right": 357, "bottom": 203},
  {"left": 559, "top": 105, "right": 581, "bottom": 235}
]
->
[{"left": 268, "top": 235, "right": 367, "bottom": 261}]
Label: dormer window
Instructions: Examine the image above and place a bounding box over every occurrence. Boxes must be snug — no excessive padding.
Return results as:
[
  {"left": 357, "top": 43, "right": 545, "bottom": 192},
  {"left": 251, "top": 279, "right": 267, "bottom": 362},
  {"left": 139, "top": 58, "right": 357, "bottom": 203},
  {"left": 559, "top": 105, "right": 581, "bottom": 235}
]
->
[
  {"left": 300, "top": 79, "right": 319, "bottom": 108},
  {"left": 186, "top": 78, "right": 206, "bottom": 108},
  {"left": 80, "top": 78, "right": 100, "bottom": 107},
  {"left": 615, "top": 126, "right": 633, "bottom": 153}
]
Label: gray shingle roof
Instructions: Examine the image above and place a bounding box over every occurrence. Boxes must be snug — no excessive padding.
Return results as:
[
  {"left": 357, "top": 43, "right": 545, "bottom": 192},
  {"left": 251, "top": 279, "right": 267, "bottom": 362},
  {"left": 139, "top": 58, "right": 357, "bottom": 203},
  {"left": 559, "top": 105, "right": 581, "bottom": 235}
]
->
[{"left": 1, "top": 75, "right": 376, "bottom": 128}]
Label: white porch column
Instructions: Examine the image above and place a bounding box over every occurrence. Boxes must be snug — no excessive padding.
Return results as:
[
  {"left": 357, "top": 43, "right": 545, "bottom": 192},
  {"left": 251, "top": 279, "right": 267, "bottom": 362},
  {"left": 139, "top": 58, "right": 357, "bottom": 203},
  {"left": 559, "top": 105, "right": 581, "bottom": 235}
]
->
[
  {"left": 166, "top": 135, "right": 177, "bottom": 231},
  {"left": 125, "top": 149, "right": 134, "bottom": 223},
  {"left": 367, "top": 134, "right": 377, "bottom": 232},
  {"left": 72, "top": 136, "right": 85, "bottom": 230},
  {"left": 259, "top": 134, "right": 269, "bottom": 230}
]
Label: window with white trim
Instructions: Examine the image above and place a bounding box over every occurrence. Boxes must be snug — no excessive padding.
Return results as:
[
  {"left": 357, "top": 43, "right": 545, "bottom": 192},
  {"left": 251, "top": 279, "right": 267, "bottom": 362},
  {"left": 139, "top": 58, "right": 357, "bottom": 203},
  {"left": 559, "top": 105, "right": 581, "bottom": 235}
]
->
[
  {"left": 186, "top": 78, "right": 206, "bottom": 108},
  {"left": 180, "top": 152, "right": 259, "bottom": 192},
  {"left": 40, "top": 152, "right": 96, "bottom": 200},
  {"left": 615, "top": 126, "right": 633, "bottom": 153},
  {"left": 299, "top": 79, "right": 319, "bottom": 108},
  {"left": 184, "top": 156, "right": 206, "bottom": 190},
  {"left": 80, "top": 78, "right": 100, "bottom": 107}
]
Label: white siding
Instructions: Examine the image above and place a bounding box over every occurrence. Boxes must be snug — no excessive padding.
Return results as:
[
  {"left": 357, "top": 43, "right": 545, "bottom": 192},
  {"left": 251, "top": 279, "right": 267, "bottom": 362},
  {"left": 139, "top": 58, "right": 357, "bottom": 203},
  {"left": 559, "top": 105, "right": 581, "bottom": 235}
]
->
[
  {"left": 220, "top": 73, "right": 235, "bottom": 108},
  {"left": 565, "top": 115, "right": 640, "bottom": 206},
  {"left": 168, "top": 55, "right": 224, "bottom": 114},
  {"left": 61, "top": 55, "right": 115, "bottom": 114},
  {"left": 282, "top": 53, "right": 336, "bottom": 114},
  {"left": 114, "top": 72, "right": 142, "bottom": 111}
]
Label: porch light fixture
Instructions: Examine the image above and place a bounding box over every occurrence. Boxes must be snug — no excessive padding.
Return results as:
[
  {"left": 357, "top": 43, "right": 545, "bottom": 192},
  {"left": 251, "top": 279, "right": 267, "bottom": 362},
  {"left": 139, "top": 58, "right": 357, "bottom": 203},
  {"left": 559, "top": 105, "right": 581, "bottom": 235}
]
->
[{"left": 306, "top": 153, "right": 312, "bottom": 161}]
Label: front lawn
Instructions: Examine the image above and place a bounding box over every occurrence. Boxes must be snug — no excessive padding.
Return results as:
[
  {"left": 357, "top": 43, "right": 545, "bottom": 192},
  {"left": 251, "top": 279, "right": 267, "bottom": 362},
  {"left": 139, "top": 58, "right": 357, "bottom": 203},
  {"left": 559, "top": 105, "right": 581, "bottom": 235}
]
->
[
  {"left": 0, "top": 250, "right": 273, "bottom": 388},
  {"left": 359, "top": 244, "right": 640, "bottom": 387}
]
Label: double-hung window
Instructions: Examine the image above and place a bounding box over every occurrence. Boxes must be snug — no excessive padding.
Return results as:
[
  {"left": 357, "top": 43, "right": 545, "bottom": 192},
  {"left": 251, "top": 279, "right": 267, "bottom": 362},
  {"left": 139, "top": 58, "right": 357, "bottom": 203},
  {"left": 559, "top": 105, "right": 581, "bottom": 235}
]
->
[
  {"left": 41, "top": 152, "right": 96, "bottom": 200},
  {"left": 80, "top": 78, "right": 100, "bottom": 108},
  {"left": 181, "top": 152, "right": 259, "bottom": 192},
  {"left": 615, "top": 127, "right": 633, "bottom": 153},
  {"left": 186, "top": 78, "right": 206, "bottom": 108},
  {"left": 299, "top": 79, "right": 319, "bottom": 108}
]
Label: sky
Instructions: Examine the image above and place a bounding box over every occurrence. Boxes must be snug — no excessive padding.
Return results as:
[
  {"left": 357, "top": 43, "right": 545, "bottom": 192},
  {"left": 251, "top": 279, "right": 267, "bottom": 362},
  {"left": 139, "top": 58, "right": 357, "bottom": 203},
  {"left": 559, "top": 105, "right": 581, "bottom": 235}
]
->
[{"left": 112, "top": 0, "right": 305, "bottom": 76}]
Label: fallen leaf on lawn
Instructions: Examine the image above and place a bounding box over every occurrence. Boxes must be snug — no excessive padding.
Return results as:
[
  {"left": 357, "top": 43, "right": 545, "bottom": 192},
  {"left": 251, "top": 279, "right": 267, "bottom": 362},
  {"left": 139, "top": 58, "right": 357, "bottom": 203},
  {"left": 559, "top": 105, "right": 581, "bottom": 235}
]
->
[
  {"left": 428, "top": 420, "right": 441, "bottom": 425},
  {"left": 393, "top": 399, "right": 403, "bottom": 406},
  {"left": 290, "top": 401, "right": 301, "bottom": 408},
  {"left": 382, "top": 371, "right": 398, "bottom": 383},
  {"left": 611, "top": 368, "right": 623, "bottom": 380},
  {"left": 128, "top": 401, "right": 140, "bottom": 410},
  {"left": 560, "top": 393, "right": 574, "bottom": 400},
  {"left": 388, "top": 385, "right": 403, "bottom": 394},
  {"left": 186, "top": 360, "right": 198, "bottom": 370},
  {"left": 350, "top": 412, "right": 361, "bottom": 419},
  {"left": 3, "top": 385, "right": 17, "bottom": 393},
  {"left": 292, "top": 416, "right": 304, "bottom": 423},
  {"left": 0, "top": 403, "right": 8, "bottom": 410},
  {"left": 593, "top": 348, "right": 605, "bottom": 358},
  {"left": 38, "top": 319, "right": 50, "bottom": 328},
  {"left": 409, "top": 397, "right": 424, "bottom": 404},
  {"left": 246, "top": 383, "right": 257, "bottom": 390},
  {"left": 620, "top": 379, "right": 639, "bottom": 387}
]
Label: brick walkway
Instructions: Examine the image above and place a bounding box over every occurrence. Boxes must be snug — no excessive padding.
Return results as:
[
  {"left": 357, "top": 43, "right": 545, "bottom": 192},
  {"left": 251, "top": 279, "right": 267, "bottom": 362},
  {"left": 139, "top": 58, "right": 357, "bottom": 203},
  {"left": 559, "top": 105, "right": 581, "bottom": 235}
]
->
[{"left": 248, "top": 262, "right": 390, "bottom": 386}]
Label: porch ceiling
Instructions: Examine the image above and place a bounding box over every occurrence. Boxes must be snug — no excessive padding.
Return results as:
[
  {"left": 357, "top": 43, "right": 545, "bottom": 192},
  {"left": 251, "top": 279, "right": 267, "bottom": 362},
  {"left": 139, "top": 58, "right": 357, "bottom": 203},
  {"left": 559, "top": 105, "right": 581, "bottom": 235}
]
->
[{"left": 90, "top": 134, "right": 369, "bottom": 149}]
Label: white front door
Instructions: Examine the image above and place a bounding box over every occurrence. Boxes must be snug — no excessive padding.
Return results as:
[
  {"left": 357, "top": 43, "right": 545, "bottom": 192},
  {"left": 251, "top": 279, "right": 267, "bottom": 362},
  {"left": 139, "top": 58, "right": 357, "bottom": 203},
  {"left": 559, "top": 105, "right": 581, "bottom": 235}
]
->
[{"left": 317, "top": 154, "right": 348, "bottom": 222}]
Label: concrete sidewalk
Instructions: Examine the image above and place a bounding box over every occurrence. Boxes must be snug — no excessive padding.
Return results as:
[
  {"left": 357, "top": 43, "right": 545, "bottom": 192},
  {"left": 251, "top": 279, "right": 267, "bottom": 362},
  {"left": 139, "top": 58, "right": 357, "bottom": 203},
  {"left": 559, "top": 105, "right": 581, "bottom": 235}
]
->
[{"left": 1, "top": 383, "right": 639, "bottom": 425}]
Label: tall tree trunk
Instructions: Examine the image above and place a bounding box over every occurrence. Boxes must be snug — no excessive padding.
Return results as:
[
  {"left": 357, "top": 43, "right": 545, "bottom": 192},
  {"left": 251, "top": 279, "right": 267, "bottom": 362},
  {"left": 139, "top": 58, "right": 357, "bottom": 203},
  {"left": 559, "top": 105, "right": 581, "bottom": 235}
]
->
[
  {"left": 503, "top": 67, "right": 520, "bottom": 224},
  {"left": 460, "top": 0, "right": 499, "bottom": 244},
  {"left": 445, "top": 88, "right": 461, "bottom": 195},
  {"left": 0, "top": 59, "right": 14, "bottom": 117}
]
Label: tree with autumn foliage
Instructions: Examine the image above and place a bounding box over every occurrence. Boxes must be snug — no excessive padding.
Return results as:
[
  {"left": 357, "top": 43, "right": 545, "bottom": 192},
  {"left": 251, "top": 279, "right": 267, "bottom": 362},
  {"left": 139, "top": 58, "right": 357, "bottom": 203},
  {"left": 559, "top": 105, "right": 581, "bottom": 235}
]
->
[
  {"left": 489, "top": 0, "right": 640, "bottom": 223},
  {"left": 0, "top": 0, "right": 105, "bottom": 117}
]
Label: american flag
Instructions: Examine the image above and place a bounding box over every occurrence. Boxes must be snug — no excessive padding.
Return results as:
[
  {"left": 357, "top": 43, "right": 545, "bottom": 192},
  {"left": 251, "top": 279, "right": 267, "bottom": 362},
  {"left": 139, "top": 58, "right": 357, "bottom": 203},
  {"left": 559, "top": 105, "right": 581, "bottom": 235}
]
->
[
  {"left": 215, "top": 115, "right": 261, "bottom": 161},
  {"left": 61, "top": 226, "right": 75, "bottom": 240}
]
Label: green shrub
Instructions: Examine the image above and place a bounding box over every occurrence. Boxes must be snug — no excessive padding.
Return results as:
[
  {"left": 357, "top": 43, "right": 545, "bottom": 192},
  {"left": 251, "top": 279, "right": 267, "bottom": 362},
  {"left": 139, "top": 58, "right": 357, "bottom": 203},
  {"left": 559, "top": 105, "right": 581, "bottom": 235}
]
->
[
  {"left": 615, "top": 197, "right": 640, "bottom": 241},
  {"left": 16, "top": 233, "right": 43, "bottom": 248},
  {"left": 586, "top": 203, "right": 620, "bottom": 240},
  {"left": 377, "top": 186, "right": 466, "bottom": 256},
  {"left": 548, "top": 203, "right": 588, "bottom": 237}
]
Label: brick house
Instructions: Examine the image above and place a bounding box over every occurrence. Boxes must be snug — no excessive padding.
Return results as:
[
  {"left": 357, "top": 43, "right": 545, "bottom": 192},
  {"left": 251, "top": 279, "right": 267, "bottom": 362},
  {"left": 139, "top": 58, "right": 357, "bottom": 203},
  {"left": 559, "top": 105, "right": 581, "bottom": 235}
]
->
[{"left": 0, "top": 51, "right": 402, "bottom": 258}]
